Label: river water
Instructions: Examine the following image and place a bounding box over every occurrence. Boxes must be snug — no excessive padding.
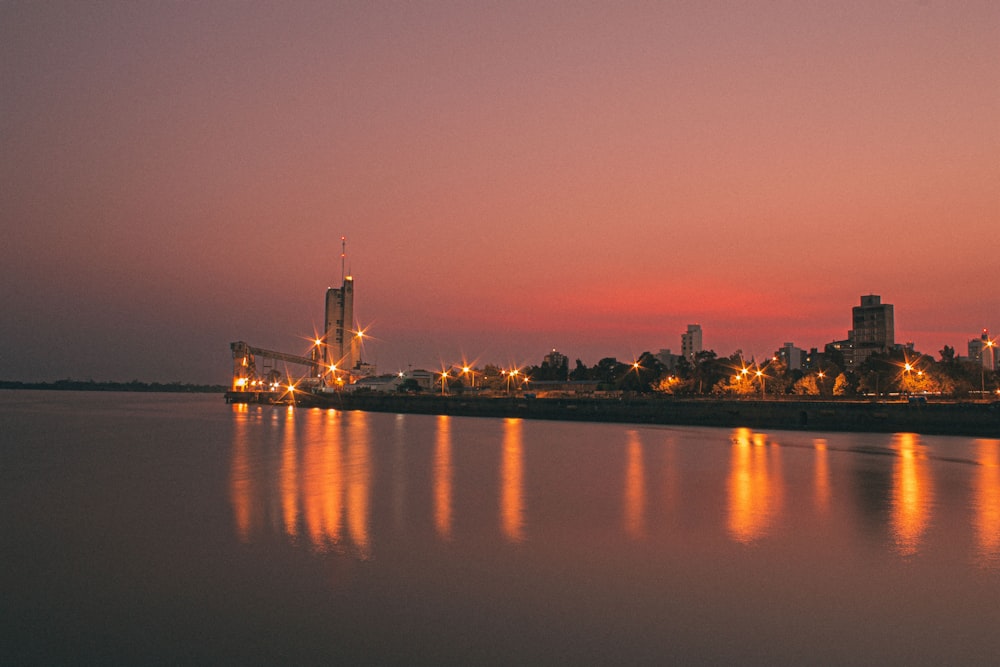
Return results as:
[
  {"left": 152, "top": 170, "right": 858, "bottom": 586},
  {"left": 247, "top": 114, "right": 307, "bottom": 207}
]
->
[{"left": 2, "top": 390, "right": 999, "bottom": 665}]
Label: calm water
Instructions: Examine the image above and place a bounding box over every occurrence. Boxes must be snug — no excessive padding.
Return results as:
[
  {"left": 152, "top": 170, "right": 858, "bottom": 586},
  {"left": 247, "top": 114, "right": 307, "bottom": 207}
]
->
[{"left": 2, "top": 390, "right": 999, "bottom": 665}]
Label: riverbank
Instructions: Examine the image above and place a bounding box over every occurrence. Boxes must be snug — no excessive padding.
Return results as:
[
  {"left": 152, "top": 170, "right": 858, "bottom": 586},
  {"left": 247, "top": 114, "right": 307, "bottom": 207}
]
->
[
  {"left": 3, "top": 380, "right": 227, "bottom": 393},
  {"left": 226, "top": 391, "right": 1000, "bottom": 438}
]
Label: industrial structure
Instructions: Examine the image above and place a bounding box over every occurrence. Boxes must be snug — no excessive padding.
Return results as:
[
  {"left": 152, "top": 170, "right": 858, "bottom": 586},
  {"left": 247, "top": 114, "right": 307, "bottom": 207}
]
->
[
  {"left": 229, "top": 238, "right": 371, "bottom": 396},
  {"left": 323, "top": 274, "right": 355, "bottom": 372}
]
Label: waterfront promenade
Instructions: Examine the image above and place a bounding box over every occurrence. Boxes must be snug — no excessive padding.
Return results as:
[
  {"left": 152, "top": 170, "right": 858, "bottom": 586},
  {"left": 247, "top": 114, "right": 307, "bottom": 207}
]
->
[{"left": 225, "top": 391, "right": 1000, "bottom": 438}]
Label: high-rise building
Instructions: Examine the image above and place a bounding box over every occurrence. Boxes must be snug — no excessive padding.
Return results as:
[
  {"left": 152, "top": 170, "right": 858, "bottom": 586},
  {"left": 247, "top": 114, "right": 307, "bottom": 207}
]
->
[
  {"left": 656, "top": 349, "right": 679, "bottom": 372},
  {"left": 543, "top": 349, "right": 568, "bottom": 369},
  {"left": 968, "top": 329, "right": 995, "bottom": 370},
  {"left": 848, "top": 295, "right": 894, "bottom": 367},
  {"left": 324, "top": 275, "right": 355, "bottom": 371},
  {"left": 681, "top": 324, "right": 702, "bottom": 361},
  {"left": 776, "top": 342, "right": 804, "bottom": 371}
]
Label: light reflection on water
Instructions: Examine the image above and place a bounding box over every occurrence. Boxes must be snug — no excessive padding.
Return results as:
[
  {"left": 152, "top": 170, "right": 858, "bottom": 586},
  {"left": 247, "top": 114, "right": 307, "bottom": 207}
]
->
[
  {"left": 230, "top": 403, "right": 374, "bottom": 557},
  {"left": 229, "top": 405, "right": 1000, "bottom": 570},
  {"left": 890, "top": 432, "right": 932, "bottom": 556},
  {"left": 975, "top": 439, "right": 1000, "bottom": 566},
  {"left": 623, "top": 430, "right": 646, "bottom": 540},
  {"left": 4, "top": 391, "right": 1000, "bottom": 664},
  {"left": 814, "top": 437, "right": 830, "bottom": 514},
  {"left": 500, "top": 418, "right": 525, "bottom": 543},
  {"left": 434, "top": 414, "right": 452, "bottom": 540},
  {"left": 345, "top": 410, "right": 372, "bottom": 557},
  {"left": 726, "top": 427, "right": 783, "bottom": 543}
]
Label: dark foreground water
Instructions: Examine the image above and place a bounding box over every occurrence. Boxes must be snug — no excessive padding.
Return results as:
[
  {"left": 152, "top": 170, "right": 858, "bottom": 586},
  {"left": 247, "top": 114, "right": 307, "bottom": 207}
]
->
[{"left": 2, "top": 391, "right": 999, "bottom": 665}]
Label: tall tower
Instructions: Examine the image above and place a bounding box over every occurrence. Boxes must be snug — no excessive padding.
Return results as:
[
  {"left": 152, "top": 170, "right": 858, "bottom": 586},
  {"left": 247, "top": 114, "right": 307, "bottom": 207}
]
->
[
  {"left": 323, "top": 238, "right": 355, "bottom": 371},
  {"left": 324, "top": 277, "right": 354, "bottom": 370}
]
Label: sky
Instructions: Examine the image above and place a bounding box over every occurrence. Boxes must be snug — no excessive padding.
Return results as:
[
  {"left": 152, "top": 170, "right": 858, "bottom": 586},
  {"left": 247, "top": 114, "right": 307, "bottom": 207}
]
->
[{"left": 2, "top": 1, "right": 998, "bottom": 384}]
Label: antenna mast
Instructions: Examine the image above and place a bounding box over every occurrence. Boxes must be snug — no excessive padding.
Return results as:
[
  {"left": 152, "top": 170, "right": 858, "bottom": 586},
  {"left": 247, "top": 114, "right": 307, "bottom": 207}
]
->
[{"left": 341, "top": 236, "right": 346, "bottom": 283}]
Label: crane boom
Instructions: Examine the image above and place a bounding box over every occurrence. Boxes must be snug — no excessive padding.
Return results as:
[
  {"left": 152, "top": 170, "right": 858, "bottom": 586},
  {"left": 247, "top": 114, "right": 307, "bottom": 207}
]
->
[{"left": 230, "top": 341, "right": 315, "bottom": 367}]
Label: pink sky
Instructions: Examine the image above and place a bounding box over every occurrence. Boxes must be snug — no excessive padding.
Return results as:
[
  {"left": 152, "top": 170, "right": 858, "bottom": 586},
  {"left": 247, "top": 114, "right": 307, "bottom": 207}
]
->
[{"left": 2, "top": 2, "right": 998, "bottom": 383}]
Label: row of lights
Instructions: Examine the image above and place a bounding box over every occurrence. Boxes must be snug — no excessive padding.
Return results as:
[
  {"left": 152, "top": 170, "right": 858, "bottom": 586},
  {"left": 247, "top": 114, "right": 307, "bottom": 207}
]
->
[{"left": 433, "top": 365, "right": 533, "bottom": 395}]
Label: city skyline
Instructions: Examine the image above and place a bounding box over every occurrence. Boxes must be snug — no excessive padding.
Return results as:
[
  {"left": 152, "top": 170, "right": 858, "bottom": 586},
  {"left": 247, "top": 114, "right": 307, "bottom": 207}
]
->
[{"left": 2, "top": 3, "right": 997, "bottom": 384}]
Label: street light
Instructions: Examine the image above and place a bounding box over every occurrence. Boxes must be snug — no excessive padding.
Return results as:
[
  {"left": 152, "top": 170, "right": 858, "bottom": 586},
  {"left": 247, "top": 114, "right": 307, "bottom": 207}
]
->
[
  {"left": 507, "top": 369, "right": 519, "bottom": 395},
  {"left": 440, "top": 371, "right": 449, "bottom": 396},
  {"left": 980, "top": 339, "right": 995, "bottom": 399},
  {"left": 462, "top": 365, "right": 475, "bottom": 388}
]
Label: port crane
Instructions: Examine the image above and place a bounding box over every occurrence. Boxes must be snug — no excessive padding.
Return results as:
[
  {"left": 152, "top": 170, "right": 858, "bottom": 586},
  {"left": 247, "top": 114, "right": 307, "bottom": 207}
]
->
[{"left": 230, "top": 340, "right": 320, "bottom": 391}]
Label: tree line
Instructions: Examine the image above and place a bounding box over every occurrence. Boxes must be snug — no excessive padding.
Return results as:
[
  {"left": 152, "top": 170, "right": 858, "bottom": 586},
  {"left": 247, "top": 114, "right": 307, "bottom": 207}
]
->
[{"left": 511, "top": 345, "right": 998, "bottom": 399}]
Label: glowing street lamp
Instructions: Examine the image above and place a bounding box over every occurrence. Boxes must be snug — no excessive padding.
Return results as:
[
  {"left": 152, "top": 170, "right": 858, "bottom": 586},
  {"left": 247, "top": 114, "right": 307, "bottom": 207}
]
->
[
  {"left": 506, "top": 369, "right": 520, "bottom": 395},
  {"left": 981, "top": 338, "right": 995, "bottom": 399},
  {"left": 461, "top": 365, "right": 476, "bottom": 388},
  {"left": 440, "top": 371, "right": 449, "bottom": 396}
]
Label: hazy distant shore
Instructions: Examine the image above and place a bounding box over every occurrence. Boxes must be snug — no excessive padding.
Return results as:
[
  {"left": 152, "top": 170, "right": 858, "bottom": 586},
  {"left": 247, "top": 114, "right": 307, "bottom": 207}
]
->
[{"left": 1, "top": 380, "right": 226, "bottom": 393}]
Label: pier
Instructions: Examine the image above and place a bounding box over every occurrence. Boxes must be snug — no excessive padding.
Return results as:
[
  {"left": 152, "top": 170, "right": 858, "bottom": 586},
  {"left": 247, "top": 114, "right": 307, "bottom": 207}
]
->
[{"left": 224, "top": 391, "right": 1000, "bottom": 438}]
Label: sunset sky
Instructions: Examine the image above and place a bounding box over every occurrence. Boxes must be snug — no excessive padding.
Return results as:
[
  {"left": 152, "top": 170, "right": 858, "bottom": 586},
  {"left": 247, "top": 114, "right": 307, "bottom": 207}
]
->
[{"left": 2, "top": 2, "right": 998, "bottom": 383}]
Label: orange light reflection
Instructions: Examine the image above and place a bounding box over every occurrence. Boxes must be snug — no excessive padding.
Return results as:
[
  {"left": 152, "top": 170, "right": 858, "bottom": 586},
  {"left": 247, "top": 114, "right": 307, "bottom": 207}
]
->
[
  {"left": 346, "top": 411, "right": 372, "bottom": 558},
  {"left": 230, "top": 404, "right": 253, "bottom": 542},
  {"left": 727, "top": 428, "right": 784, "bottom": 544},
  {"left": 623, "top": 430, "right": 646, "bottom": 540},
  {"left": 814, "top": 438, "right": 830, "bottom": 514},
  {"left": 434, "top": 415, "right": 453, "bottom": 540},
  {"left": 301, "top": 409, "right": 344, "bottom": 551},
  {"left": 974, "top": 439, "right": 1000, "bottom": 567},
  {"left": 500, "top": 418, "right": 525, "bottom": 543},
  {"left": 889, "top": 433, "right": 933, "bottom": 557},
  {"left": 280, "top": 406, "right": 299, "bottom": 540}
]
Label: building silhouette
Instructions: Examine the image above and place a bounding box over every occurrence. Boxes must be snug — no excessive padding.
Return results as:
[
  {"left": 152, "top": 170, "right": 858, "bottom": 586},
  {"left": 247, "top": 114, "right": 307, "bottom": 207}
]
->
[
  {"left": 827, "top": 295, "right": 895, "bottom": 369},
  {"left": 850, "top": 294, "right": 894, "bottom": 367},
  {"left": 681, "top": 324, "right": 703, "bottom": 361},
  {"left": 776, "top": 342, "right": 805, "bottom": 371},
  {"left": 544, "top": 349, "right": 568, "bottom": 370},
  {"left": 969, "top": 329, "right": 996, "bottom": 370}
]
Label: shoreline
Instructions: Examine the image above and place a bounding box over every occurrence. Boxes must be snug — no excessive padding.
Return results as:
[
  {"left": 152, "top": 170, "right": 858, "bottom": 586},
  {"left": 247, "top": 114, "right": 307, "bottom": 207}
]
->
[{"left": 226, "top": 392, "right": 1000, "bottom": 438}]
